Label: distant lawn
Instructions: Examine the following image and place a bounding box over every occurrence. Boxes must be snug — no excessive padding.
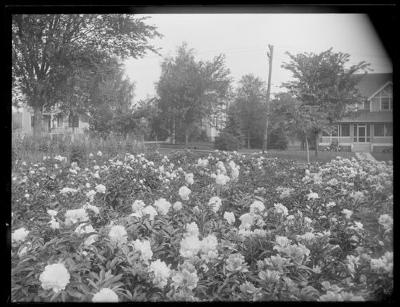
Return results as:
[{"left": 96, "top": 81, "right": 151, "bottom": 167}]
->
[
  {"left": 239, "top": 149, "right": 356, "bottom": 163},
  {"left": 370, "top": 152, "right": 393, "bottom": 162}
]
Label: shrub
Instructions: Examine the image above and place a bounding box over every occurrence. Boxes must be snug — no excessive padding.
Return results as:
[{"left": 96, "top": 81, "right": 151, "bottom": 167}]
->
[
  {"left": 69, "top": 143, "right": 87, "bottom": 166},
  {"left": 214, "top": 132, "right": 241, "bottom": 151}
]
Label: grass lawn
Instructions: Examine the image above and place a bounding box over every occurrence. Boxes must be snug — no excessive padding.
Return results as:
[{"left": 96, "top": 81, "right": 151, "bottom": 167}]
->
[{"left": 370, "top": 152, "right": 393, "bottom": 162}]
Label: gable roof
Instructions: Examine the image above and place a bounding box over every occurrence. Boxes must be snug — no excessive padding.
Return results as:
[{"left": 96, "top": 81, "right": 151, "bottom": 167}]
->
[{"left": 354, "top": 73, "right": 392, "bottom": 99}]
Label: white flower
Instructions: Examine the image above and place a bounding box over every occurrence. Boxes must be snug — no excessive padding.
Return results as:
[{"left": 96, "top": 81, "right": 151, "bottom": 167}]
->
[
  {"left": 180, "top": 235, "right": 202, "bottom": 258},
  {"left": 239, "top": 213, "right": 254, "bottom": 230},
  {"left": 84, "top": 204, "right": 100, "bottom": 215},
  {"left": 142, "top": 205, "right": 158, "bottom": 221},
  {"left": 178, "top": 186, "right": 191, "bottom": 201},
  {"left": 47, "top": 209, "right": 58, "bottom": 217},
  {"left": 215, "top": 173, "right": 230, "bottom": 185},
  {"left": 12, "top": 227, "right": 29, "bottom": 243},
  {"left": 95, "top": 184, "right": 106, "bottom": 194},
  {"left": 64, "top": 208, "right": 89, "bottom": 226},
  {"left": 185, "top": 222, "right": 199, "bottom": 237},
  {"left": 49, "top": 218, "right": 60, "bottom": 230},
  {"left": 197, "top": 158, "right": 209, "bottom": 168},
  {"left": 149, "top": 259, "right": 171, "bottom": 289},
  {"left": 173, "top": 201, "right": 183, "bottom": 211},
  {"left": 92, "top": 288, "right": 118, "bottom": 302},
  {"left": 60, "top": 187, "right": 78, "bottom": 194},
  {"left": 75, "top": 223, "right": 95, "bottom": 235},
  {"left": 89, "top": 153, "right": 94, "bottom": 158},
  {"left": 18, "top": 245, "right": 29, "bottom": 257},
  {"left": 39, "top": 263, "right": 70, "bottom": 293},
  {"left": 132, "top": 200, "right": 146, "bottom": 213},
  {"left": 133, "top": 239, "right": 153, "bottom": 263},
  {"left": 154, "top": 198, "right": 171, "bottom": 215},
  {"left": 84, "top": 234, "right": 98, "bottom": 246},
  {"left": 326, "top": 201, "right": 336, "bottom": 208},
  {"left": 275, "top": 235, "right": 291, "bottom": 248},
  {"left": 185, "top": 173, "right": 194, "bottom": 185},
  {"left": 208, "top": 196, "right": 222, "bottom": 213},
  {"left": 250, "top": 200, "right": 265, "bottom": 215},
  {"left": 342, "top": 209, "right": 353, "bottom": 219},
  {"left": 200, "top": 234, "right": 219, "bottom": 261},
  {"left": 378, "top": 214, "right": 393, "bottom": 231},
  {"left": 274, "top": 203, "right": 288, "bottom": 216},
  {"left": 223, "top": 211, "right": 235, "bottom": 225},
  {"left": 96, "top": 151, "right": 103, "bottom": 157},
  {"left": 108, "top": 225, "right": 128, "bottom": 245},
  {"left": 86, "top": 190, "right": 96, "bottom": 202},
  {"left": 306, "top": 191, "right": 319, "bottom": 200}
]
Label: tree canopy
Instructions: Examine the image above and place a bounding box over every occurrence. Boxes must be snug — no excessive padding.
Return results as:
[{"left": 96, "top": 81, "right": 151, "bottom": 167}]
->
[
  {"left": 155, "top": 43, "right": 231, "bottom": 144},
  {"left": 12, "top": 14, "right": 161, "bottom": 135},
  {"left": 281, "top": 48, "right": 370, "bottom": 155}
]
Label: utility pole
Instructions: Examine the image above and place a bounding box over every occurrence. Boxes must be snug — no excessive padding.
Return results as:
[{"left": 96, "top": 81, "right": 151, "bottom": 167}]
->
[{"left": 263, "top": 44, "right": 274, "bottom": 153}]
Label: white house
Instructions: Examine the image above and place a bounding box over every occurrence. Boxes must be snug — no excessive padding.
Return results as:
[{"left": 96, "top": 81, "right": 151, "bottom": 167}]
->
[{"left": 12, "top": 105, "right": 89, "bottom": 139}]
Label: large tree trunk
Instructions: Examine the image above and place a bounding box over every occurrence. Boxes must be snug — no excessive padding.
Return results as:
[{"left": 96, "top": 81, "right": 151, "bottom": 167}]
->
[
  {"left": 305, "top": 136, "right": 310, "bottom": 164},
  {"left": 33, "top": 106, "right": 43, "bottom": 137},
  {"left": 314, "top": 132, "right": 319, "bottom": 157}
]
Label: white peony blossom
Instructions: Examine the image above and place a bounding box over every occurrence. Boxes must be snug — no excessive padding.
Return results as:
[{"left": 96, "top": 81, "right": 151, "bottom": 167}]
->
[
  {"left": 96, "top": 151, "right": 103, "bottom": 157},
  {"left": 197, "top": 158, "right": 209, "bottom": 168},
  {"left": 64, "top": 208, "right": 89, "bottom": 226},
  {"left": 342, "top": 209, "right": 353, "bottom": 219},
  {"left": 179, "top": 235, "right": 202, "bottom": 258},
  {"left": 60, "top": 187, "right": 78, "bottom": 194},
  {"left": 142, "top": 205, "right": 158, "bottom": 221},
  {"left": 274, "top": 203, "right": 289, "bottom": 217},
  {"left": 208, "top": 196, "right": 222, "bottom": 213},
  {"left": 132, "top": 200, "right": 146, "bottom": 213},
  {"left": 149, "top": 259, "right": 171, "bottom": 289},
  {"left": 306, "top": 191, "right": 319, "bottom": 200},
  {"left": 154, "top": 198, "right": 171, "bottom": 215},
  {"left": 49, "top": 218, "right": 60, "bottom": 230},
  {"left": 250, "top": 200, "right": 265, "bottom": 215},
  {"left": 239, "top": 213, "right": 254, "bottom": 230},
  {"left": 84, "top": 234, "right": 98, "bottom": 246},
  {"left": 86, "top": 190, "right": 96, "bottom": 202},
  {"left": 178, "top": 186, "right": 191, "bottom": 201},
  {"left": 92, "top": 288, "right": 118, "bottom": 302},
  {"left": 200, "top": 234, "right": 219, "bottom": 262},
  {"left": 133, "top": 239, "right": 153, "bottom": 263},
  {"left": 223, "top": 211, "right": 235, "bottom": 225},
  {"left": 215, "top": 173, "right": 230, "bottom": 186},
  {"left": 108, "top": 225, "right": 128, "bottom": 245},
  {"left": 185, "top": 173, "right": 194, "bottom": 185},
  {"left": 12, "top": 227, "right": 29, "bottom": 243},
  {"left": 39, "top": 263, "right": 70, "bottom": 293},
  {"left": 84, "top": 203, "right": 100, "bottom": 215},
  {"left": 173, "top": 201, "right": 183, "bottom": 211},
  {"left": 185, "top": 222, "right": 199, "bottom": 237},
  {"left": 95, "top": 184, "right": 106, "bottom": 194},
  {"left": 74, "top": 223, "right": 95, "bottom": 235},
  {"left": 378, "top": 214, "right": 393, "bottom": 231},
  {"left": 47, "top": 209, "right": 58, "bottom": 217}
]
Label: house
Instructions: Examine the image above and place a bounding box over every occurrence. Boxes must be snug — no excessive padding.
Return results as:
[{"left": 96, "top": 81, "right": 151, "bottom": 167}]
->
[
  {"left": 319, "top": 73, "right": 392, "bottom": 152},
  {"left": 12, "top": 105, "right": 90, "bottom": 139}
]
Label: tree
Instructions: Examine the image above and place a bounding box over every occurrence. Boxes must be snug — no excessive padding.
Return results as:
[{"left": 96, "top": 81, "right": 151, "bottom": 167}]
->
[
  {"left": 156, "top": 43, "right": 231, "bottom": 144},
  {"left": 12, "top": 14, "right": 161, "bottom": 136},
  {"left": 233, "top": 74, "right": 267, "bottom": 149},
  {"left": 281, "top": 48, "right": 370, "bottom": 156}
]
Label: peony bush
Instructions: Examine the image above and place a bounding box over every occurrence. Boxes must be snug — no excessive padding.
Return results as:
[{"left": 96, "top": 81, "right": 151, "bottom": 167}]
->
[{"left": 11, "top": 150, "right": 393, "bottom": 301}]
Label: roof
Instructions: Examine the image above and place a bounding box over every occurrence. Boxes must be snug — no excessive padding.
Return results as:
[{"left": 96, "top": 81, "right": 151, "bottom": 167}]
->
[
  {"left": 354, "top": 73, "right": 392, "bottom": 99},
  {"left": 340, "top": 111, "right": 392, "bottom": 123}
]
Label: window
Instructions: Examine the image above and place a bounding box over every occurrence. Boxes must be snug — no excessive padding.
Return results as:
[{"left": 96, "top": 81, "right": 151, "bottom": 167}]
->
[
  {"left": 69, "top": 114, "right": 79, "bottom": 128},
  {"left": 374, "top": 124, "right": 384, "bottom": 137},
  {"left": 57, "top": 114, "right": 63, "bottom": 127},
  {"left": 331, "top": 125, "right": 339, "bottom": 137},
  {"left": 322, "top": 130, "right": 330, "bottom": 136},
  {"left": 341, "top": 124, "right": 350, "bottom": 137},
  {"left": 381, "top": 97, "right": 390, "bottom": 110},
  {"left": 364, "top": 100, "right": 370, "bottom": 111},
  {"left": 385, "top": 124, "right": 393, "bottom": 136}
]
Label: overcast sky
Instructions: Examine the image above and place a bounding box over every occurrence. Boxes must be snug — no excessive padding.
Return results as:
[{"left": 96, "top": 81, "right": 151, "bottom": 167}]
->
[{"left": 124, "top": 14, "right": 392, "bottom": 102}]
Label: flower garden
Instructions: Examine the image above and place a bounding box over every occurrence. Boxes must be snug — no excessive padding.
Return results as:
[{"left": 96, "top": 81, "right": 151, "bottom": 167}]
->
[{"left": 11, "top": 150, "right": 393, "bottom": 302}]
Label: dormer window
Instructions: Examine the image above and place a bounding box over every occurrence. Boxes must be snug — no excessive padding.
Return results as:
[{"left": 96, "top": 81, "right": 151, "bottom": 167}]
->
[{"left": 370, "top": 83, "right": 392, "bottom": 111}]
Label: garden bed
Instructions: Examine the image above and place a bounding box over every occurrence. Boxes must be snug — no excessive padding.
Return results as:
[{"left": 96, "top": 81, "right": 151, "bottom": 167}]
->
[{"left": 11, "top": 150, "right": 393, "bottom": 302}]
